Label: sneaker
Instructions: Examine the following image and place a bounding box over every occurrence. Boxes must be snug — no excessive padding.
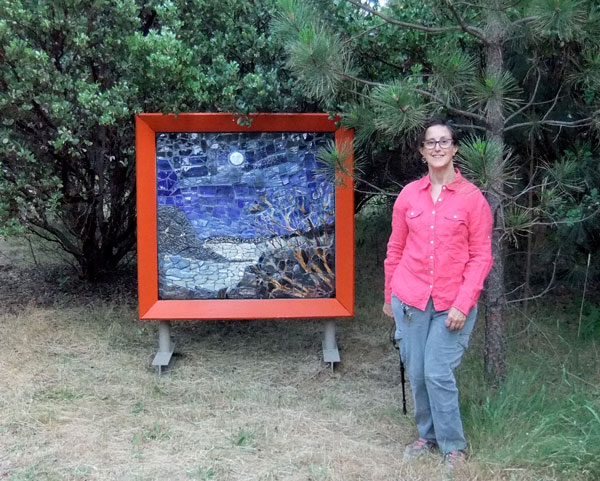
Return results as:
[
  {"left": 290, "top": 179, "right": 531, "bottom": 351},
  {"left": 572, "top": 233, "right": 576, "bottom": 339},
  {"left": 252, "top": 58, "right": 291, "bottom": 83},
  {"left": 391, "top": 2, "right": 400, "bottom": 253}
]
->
[
  {"left": 403, "top": 437, "right": 437, "bottom": 459},
  {"left": 443, "top": 449, "right": 466, "bottom": 469}
]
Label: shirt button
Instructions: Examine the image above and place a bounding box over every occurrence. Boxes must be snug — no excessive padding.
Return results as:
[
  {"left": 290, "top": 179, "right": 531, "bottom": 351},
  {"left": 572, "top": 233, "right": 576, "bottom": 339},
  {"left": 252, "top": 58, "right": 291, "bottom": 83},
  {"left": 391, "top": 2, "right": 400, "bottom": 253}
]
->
[
  {"left": 430, "top": 225, "right": 434, "bottom": 229},
  {"left": 432, "top": 210, "right": 436, "bottom": 214},
  {"left": 430, "top": 270, "right": 434, "bottom": 274},
  {"left": 429, "top": 285, "right": 433, "bottom": 289},
  {"left": 438, "top": 198, "right": 442, "bottom": 201},
  {"left": 410, "top": 212, "right": 414, "bottom": 215},
  {"left": 430, "top": 240, "right": 434, "bottom": 244},
  {"left": 442, "top": 186, "right": 446, "bottom": 190},
  {"left": 430, "top": 255, "right": 433, "bottom": 259},
  {"left": 453, "top": 215, "right": 457, "bottom": 218}
]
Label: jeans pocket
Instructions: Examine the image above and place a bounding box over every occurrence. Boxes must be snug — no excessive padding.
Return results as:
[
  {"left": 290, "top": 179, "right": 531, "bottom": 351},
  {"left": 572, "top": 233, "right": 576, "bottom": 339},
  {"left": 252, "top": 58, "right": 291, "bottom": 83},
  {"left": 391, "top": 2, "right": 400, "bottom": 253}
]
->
[
  {"left": 391, "top": 295, "right": 405, "bottom": 341},
  {"left": 457, "top": 307, "right": 477, "bottom": 349},
  {"left": 457, "top": 330, "right": 472, "bottom": 350}
]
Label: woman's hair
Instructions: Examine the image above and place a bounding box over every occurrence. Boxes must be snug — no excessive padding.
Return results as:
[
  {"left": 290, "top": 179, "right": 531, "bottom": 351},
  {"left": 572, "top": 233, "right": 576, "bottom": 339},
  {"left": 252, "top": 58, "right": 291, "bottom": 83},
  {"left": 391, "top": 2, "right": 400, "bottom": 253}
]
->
[{"left": 417, "top": 118, "right": 459, "bottom": 146}]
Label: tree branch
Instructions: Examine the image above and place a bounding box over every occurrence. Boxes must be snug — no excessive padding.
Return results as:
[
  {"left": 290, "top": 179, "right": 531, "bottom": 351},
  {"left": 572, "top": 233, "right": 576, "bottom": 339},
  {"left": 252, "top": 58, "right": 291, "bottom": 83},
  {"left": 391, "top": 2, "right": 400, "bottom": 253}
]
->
[
  {"left": 504, "top": 117, "right": 593, "bottom": 132},
  {"left": 506, "top": 247, "right": 560, "bottom": 304},
  {"left": 31, "top": 100, "right": 57, "bottom": 131},
  {"left": 440, "top": 0, "right": 489, "bottom": 44},
  {"left": 532, "top": 205, "right": 600, "bottom": 227},
  {"left": 504, "top": 70, "right": 541, "bottom": 124},
  {"left": 413, "top": 88, "right": 488, "bottom": 123},
  {"left": 27, "top": 218, "right": 82, "bottom": 259},
  {"left": 342, "top": 23, "right": 385, "bottom": 46},
  {"left": 454, "top": 122, "right": 487, "bottom": 131},
  {"left": 510, "top": 16, "right": 538, "bottom": 27},
  {"left": 352, "top": 169, "right": 402, "bottom": 197},
  {"left": 541, "top": 86, "right": 563, "bottom": 122},
  {"left": 510, "top": 181, "right": 547, "bottom": 202},
  {"left": 335, "top": 69, "right": 488, "bottom": 125},
  {"left": 504, "top": 84, "right": 565, "bottom": 131},
  {"left": 342, "top": 0, "right": 487, "bottom": 42},
  {"left": 334, "top": 69, "right": 386, "bottom": 87}
]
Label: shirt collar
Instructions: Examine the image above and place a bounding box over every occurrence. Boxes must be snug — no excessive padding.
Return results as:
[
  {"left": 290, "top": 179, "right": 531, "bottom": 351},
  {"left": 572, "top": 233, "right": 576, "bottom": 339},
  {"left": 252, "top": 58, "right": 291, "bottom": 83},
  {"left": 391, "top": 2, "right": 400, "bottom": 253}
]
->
[{"left": 418, "top": 168, "right": 464, "bottom": 191}]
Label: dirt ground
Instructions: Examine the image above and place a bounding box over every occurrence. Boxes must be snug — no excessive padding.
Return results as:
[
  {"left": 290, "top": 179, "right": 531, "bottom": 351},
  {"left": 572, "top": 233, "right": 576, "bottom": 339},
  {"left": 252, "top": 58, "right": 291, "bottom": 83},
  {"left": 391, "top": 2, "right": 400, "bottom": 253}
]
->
[{"left": 0, "top": 240, "right": 536, "bottom": 481}]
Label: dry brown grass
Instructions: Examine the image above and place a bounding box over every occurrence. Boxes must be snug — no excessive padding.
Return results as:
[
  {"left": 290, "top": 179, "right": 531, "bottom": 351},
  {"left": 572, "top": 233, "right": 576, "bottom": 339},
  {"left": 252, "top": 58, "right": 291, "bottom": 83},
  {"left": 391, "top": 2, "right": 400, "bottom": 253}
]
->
[
  {"left": 0, "top": 304, "right": 549, "bottom": 481},
  {"left": 0, "top": 237, "right": 560, "bottom": 481}
]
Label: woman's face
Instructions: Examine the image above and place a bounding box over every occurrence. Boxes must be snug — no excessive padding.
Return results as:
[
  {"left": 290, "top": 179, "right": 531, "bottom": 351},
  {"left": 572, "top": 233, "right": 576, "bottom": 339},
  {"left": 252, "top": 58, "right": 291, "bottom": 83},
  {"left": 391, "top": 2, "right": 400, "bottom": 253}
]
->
[{"left": 419, "top": 125, "right": 458, "bottom": 171}]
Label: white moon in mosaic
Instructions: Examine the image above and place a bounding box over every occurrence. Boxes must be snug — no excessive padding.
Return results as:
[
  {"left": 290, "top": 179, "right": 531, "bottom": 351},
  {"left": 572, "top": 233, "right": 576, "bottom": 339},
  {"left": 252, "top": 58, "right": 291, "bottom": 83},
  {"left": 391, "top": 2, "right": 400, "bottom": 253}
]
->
[{"left": 229, "top": 151, "right": 245, "bottom": 165}]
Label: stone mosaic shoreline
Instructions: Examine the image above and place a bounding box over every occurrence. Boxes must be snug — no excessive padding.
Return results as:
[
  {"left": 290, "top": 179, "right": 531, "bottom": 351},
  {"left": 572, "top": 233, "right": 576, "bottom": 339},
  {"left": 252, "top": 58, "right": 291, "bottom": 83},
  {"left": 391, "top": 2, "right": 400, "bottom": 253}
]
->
[{"left": 158, "top": 231, "right": 335, "bottom": 300}]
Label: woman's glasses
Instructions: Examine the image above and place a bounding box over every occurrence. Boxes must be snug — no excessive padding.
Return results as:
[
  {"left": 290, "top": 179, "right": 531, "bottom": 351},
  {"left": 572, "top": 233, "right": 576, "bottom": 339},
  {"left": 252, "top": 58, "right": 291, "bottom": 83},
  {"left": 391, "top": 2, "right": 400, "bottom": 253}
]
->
[{"left": 422, "top": 139, "right": 454, "bottom": 149}]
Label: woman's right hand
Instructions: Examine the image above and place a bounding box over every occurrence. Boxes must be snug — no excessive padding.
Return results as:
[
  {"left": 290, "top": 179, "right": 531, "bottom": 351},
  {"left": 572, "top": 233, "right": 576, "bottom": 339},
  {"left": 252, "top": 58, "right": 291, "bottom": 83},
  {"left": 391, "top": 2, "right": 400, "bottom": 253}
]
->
[{"left": 382, "top": 303, "right": 394, "bottom": 318}]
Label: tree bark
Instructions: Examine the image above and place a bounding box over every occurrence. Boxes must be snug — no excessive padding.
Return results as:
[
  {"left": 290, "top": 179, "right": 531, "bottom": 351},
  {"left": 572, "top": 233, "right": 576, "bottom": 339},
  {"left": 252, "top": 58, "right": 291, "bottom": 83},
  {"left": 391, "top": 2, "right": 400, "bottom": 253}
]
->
[
  {"left": 483, "top": 6, "right": 507, "bottom": 383},
  {"left": 484, "top": 192, "right": 506, "bottom": 382}
]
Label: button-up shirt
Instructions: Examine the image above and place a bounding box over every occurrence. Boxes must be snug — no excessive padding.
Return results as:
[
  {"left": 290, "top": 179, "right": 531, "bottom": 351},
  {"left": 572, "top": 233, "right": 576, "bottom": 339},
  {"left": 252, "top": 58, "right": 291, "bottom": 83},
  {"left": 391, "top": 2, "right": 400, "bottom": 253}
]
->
[{"left": 384, "top": 170, "right": 493, "bottom": 315}]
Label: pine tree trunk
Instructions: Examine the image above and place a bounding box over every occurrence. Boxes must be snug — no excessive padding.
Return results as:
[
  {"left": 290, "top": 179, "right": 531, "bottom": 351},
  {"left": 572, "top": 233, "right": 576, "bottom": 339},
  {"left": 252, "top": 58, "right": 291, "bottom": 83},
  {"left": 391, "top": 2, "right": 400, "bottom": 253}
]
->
[
  {"left": 484, "top": 192, "right": 506, "bottom": 382},
  {"left": 483, "top": 7, "right": 507, "bottom": 382}
]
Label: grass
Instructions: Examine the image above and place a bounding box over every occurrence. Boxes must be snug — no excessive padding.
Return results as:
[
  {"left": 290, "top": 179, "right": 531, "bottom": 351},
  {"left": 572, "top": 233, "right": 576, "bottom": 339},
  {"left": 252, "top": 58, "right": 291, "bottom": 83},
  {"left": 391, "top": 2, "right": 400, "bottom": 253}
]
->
[
  {"left": 459, "top": 306, "right": 600, "bottom": 480},
  {"left": 463, "top": 366, "right": 600, "bottom": 477},
  {"left": 0, "top": 229, "right": 599, "bottom": 480}
]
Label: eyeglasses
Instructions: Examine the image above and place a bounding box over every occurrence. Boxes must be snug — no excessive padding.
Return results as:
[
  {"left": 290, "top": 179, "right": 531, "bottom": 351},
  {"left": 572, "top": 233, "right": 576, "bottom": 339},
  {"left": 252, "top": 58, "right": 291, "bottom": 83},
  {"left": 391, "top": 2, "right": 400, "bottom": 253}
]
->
[{"left": 422, "top": 139, "right": 454, "bottom": 149}]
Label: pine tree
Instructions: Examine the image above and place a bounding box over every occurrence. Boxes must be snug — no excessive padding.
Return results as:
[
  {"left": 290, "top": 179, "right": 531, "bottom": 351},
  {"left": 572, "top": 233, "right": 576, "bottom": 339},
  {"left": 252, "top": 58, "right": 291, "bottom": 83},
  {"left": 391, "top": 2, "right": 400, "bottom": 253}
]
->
[{"left": 273, "top": 0, "right": 600, "bottom": 380}]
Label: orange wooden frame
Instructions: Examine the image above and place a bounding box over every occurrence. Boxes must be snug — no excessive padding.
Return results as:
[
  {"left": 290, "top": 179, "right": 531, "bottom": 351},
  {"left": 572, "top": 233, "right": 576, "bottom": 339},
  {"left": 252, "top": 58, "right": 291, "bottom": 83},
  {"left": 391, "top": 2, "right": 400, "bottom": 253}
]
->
[{"left": 136, "top": 113, "right": 354, "bottom": 320}]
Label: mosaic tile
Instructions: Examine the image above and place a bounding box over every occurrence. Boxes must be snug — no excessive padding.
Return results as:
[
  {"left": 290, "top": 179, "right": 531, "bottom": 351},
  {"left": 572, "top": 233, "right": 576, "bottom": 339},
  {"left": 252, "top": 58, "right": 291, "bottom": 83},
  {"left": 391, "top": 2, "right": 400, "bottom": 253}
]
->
[{"left": 156, "top": 131, "right": 336, "bottom": 300}]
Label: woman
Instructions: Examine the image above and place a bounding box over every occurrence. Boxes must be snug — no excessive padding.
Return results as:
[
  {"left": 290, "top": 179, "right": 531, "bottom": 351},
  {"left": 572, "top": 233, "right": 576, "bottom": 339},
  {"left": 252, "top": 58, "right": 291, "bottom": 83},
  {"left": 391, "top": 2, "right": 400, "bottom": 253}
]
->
[{"left": 382, "top": 118, "right": 493, "bottom": 468}]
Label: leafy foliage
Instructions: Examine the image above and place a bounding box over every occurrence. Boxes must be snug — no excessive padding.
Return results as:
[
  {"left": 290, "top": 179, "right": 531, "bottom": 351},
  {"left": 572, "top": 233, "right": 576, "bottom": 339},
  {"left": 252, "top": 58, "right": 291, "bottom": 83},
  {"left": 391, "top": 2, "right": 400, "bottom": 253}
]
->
[
  {"left": 428, "top": 47, "right": 477, "bottom": 104},
  {"left": 371, "top": 80, "right": 428, "bottom": 137},
  {"left": 341, "top": 102, "right": 378, "bottom": 148},
  {"left": 285, "top": 26, "right": 350, "bottom": 100},
  {"left": 316, "top": 138, "right": 356, "bottom": 184},
  {"left": 467, "top": 71, "right": 523, "bottom": 114},
  {"left": 0, "top": 0, "right": 310, "bottom": 279},
  {"left": 528, "top": 0, "right": 592, "bottom": 42},
  {"left": 456, "top": 136, "right": 516, "bottom": 191}
]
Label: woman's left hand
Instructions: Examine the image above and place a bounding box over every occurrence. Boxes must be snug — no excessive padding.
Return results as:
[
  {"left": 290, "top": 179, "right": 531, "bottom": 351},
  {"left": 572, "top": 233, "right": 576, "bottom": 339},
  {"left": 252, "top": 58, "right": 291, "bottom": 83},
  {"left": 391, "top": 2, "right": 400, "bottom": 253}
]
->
[{"left": 445, "top": 307, "right": 467, "bottom": 331}]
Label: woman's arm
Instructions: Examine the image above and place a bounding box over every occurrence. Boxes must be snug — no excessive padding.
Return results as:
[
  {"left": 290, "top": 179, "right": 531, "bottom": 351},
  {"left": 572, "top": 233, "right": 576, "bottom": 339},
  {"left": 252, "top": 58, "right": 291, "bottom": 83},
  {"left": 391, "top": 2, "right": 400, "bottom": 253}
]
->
[
  {"left": 383, "top": 191, "right": 410, "bottom": 305},
  {"left": 451, "top": 192, "right": 494, "bottom": 315}
]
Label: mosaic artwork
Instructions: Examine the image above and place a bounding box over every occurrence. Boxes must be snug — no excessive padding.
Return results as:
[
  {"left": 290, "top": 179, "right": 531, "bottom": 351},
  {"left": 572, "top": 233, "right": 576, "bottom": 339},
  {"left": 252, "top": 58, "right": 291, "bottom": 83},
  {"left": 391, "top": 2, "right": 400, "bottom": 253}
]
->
[{"left": 156, "top": 131, "right": 336, "bottom": 300}]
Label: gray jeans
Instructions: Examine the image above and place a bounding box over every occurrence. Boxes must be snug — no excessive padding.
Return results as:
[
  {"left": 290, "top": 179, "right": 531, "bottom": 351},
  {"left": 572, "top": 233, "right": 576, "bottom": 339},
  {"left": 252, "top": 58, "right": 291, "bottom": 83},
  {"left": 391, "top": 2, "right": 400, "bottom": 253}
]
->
[{"left": 392, "top": 295, "right": 477, "bottom": 454}]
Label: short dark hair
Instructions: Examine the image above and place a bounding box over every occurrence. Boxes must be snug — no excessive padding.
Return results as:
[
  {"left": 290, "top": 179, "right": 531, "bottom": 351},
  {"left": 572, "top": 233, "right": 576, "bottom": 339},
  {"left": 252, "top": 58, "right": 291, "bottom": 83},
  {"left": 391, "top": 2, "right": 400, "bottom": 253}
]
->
[{"left": 418, "top": 118, "right": 459, "bottom": 146}]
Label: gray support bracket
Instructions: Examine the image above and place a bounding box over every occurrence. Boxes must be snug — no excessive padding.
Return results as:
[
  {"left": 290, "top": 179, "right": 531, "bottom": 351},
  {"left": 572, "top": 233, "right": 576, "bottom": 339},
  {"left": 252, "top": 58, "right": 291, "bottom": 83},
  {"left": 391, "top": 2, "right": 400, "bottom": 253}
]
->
[
  {"left": 152, "top": 321, "right": 175, "bottom": 375},
  {"left": 322, "top": 320, "right": 340, "bottom": 370}
]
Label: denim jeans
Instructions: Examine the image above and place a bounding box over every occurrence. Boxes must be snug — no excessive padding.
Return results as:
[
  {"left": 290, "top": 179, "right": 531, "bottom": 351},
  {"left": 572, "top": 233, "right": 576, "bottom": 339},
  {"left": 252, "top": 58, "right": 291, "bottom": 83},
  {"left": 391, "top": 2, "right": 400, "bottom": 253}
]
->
[{"left": 392, "top": 295, "right": 476, "bottom": 454}]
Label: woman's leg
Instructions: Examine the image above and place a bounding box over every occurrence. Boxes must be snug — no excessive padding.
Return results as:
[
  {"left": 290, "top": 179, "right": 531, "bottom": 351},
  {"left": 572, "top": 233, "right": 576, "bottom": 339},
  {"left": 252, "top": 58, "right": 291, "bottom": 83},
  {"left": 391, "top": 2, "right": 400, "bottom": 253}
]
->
[
  {"left": 392, "top": 296, "right": 437, "bottom": 443},
  {"left": 422, "top": 305, "right": 477, "bottom": 454}
]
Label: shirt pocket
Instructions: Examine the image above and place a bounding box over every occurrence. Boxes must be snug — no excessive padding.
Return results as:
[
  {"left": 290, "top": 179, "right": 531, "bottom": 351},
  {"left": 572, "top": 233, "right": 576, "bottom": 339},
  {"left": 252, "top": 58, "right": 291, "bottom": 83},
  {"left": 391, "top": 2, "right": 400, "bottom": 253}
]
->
[
  {"left": 442, "top": 211, "right": 468, "bottom": 237},
  {"left": 439, "top": 211, "right": 470, "bottom": 271},
  {"left": 405, "top": 208, "right": 424, "bottom": 224}
]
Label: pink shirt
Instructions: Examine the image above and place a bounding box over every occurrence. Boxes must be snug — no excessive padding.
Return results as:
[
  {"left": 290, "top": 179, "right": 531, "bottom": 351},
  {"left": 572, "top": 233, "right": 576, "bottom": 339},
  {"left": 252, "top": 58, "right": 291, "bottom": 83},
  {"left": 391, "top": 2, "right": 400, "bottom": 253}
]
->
[{"left": 384, "top": 170, "right": 493, "bottom": 315}]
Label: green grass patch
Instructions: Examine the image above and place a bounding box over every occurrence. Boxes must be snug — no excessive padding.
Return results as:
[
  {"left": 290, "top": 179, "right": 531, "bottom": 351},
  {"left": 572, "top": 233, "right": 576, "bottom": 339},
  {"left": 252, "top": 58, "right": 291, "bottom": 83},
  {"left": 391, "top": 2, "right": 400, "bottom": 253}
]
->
[
  {"left": 186, "top": 466, "right": 215, "bottom": 479},
  {"left": 461, "top": 337, "right": 600, "bottom": 478},
  {"left": 8, "top": 466, "right": 63, "bottom": 481},
  {"left": 227, "top": 427, "right": 256, "bottom": 450},
  {"left": 465, "top": 370, "right": 599, "bottom": 475},
  {"left": 33, "top": 386, "right": 86, "bottom": 402}
]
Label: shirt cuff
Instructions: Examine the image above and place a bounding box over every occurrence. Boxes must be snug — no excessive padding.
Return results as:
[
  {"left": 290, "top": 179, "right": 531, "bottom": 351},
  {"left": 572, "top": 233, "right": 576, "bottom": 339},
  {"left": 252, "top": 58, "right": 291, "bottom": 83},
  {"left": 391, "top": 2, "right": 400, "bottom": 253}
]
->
[
  {"left": 384, "top": 289, "right": 392, "bottom": 305},
  {"left": 452, "top": 292, "right": 473, "bottom": 316}
]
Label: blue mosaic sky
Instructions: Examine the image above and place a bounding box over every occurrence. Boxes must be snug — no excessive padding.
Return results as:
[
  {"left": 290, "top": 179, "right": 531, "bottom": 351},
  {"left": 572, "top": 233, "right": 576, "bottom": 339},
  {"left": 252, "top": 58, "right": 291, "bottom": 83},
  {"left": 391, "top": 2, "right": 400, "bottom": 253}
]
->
[{"left": 155, "top": 132, "right": 335, "bottom": 239}]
